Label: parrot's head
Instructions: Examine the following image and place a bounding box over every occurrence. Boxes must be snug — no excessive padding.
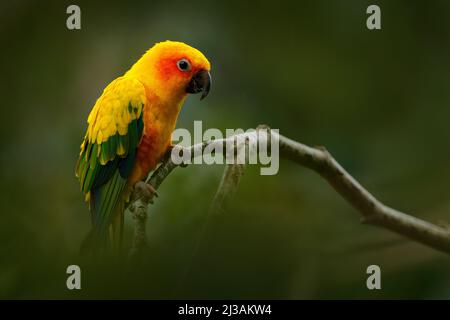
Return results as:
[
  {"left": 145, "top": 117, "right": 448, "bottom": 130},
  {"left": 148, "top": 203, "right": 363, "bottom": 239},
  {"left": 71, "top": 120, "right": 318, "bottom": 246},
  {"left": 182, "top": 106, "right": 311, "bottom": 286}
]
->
[{"left": 129, "top": 41, "right": 211, "bottom": 101}]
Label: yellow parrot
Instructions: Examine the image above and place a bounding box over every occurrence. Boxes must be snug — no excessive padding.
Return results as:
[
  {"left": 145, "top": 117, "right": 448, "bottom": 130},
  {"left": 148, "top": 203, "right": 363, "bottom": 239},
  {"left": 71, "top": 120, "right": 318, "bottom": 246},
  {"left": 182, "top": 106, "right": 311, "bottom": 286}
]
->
[{"left": 75, "top": 41, "right": 211, "bottom": 250}]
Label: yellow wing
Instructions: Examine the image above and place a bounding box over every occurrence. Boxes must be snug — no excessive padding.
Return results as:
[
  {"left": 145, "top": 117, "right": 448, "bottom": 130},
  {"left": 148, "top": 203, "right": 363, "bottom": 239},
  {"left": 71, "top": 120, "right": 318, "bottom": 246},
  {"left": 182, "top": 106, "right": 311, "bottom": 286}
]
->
[{"left": 76, "top": 76, "right": 146, "bottom": 233}]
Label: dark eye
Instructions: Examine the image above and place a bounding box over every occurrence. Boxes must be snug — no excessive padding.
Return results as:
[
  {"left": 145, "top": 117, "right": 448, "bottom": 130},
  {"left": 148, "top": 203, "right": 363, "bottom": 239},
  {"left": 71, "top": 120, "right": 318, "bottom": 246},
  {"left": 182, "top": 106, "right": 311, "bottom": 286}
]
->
[{"left": 177, "top": 58, "right": 191, "bottom": 72}]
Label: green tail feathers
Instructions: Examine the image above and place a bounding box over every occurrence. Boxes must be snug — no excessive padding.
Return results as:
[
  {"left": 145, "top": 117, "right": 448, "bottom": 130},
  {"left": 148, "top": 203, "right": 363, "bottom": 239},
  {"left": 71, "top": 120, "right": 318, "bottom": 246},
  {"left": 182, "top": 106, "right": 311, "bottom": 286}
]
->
[{"left": 81, "top": 171, "right": 127, "bottom": 255}]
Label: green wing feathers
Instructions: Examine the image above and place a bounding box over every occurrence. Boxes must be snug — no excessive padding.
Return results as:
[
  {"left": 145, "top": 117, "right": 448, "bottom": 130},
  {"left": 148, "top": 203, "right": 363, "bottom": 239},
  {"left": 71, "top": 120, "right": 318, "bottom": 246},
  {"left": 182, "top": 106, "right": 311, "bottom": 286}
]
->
[{"left": 76, "top": 77, "right": 146, "bottom": 249}]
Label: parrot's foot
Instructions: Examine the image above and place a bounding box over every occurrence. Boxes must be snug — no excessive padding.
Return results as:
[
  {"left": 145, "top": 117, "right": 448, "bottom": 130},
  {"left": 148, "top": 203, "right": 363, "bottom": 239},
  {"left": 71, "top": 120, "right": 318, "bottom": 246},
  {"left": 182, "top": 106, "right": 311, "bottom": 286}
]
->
[{"left": 134, "top": 181, "right": 158, "bottom": 204}]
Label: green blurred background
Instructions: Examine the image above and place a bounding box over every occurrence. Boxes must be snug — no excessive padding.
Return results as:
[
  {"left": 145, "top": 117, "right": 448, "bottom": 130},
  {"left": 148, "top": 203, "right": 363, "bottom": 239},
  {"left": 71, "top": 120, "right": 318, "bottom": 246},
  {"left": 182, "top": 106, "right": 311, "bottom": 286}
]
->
[{"left": 1, "top": 0, "right": 449, "bottom": 299}]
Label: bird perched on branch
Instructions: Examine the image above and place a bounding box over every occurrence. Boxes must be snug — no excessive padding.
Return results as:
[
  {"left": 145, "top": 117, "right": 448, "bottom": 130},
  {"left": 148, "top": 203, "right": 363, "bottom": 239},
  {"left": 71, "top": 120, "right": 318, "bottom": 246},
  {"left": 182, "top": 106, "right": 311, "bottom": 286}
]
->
[{"left": 75, "top": 41, "right": 211, "bottom": 252}]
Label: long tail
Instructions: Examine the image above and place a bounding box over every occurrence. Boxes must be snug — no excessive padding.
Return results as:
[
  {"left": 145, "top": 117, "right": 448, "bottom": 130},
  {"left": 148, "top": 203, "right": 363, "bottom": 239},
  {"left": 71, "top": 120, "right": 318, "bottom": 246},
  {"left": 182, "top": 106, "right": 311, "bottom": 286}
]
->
[
  {"left": 81, "top": 170, "right": 127, "bottom": 255},
  {"left": 110, "top": 201, "right": 125, "bottom": 252}
]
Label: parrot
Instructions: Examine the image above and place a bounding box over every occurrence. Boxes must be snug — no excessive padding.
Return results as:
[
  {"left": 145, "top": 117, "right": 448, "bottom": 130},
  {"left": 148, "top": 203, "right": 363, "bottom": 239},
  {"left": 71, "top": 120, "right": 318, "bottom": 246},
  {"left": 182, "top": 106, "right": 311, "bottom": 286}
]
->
[{"left": 75, "top": 41, "right": 211, "bottom": 251}]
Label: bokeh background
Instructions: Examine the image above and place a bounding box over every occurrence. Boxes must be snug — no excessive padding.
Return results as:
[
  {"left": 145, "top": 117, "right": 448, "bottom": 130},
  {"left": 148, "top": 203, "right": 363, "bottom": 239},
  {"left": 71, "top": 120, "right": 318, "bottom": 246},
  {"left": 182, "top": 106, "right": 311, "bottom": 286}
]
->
[{"left": 1, "top": 0, "right": 450, "bottom": 299}]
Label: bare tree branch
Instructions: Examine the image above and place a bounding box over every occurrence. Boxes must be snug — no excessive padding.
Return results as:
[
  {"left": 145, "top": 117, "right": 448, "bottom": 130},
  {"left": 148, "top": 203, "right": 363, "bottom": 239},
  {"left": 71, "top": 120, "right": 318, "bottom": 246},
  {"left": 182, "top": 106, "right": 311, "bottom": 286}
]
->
[
  {"left": 174, "top": 160, "right": 247, "bottom": 287},
  {"left": 208, "top": 162, "right": 246, "bottom": 215},
  {"left": 129, "top": 127, "right": 450, "bottom": 255},
  {"left": 129, "top": 199, "right": 147, "bottom": 258},
  {"left": 209, "top": 135, "right": 248, "bottom": 215}
]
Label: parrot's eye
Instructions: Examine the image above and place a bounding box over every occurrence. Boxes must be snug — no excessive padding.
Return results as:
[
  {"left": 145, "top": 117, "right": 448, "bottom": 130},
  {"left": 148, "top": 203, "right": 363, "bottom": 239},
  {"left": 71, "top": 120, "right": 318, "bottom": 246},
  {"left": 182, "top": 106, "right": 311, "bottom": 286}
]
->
[{"left": 177, "top": 59, "right": 191, "bottom": 72}]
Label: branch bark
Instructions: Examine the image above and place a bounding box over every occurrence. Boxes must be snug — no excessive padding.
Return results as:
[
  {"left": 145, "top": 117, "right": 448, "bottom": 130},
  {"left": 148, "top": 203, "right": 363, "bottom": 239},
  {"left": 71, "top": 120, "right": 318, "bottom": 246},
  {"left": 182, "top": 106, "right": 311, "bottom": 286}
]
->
[
  {"left": 129, "top": 127, "right": 450, "bottom": 255},
  {"left": 208, "top": 162, "right": 246, "bottom": 215}
]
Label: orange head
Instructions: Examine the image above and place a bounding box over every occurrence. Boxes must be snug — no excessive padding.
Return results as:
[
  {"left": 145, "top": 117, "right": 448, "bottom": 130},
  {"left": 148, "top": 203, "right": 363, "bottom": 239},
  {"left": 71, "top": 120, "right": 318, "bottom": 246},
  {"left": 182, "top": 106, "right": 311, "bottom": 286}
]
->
[{"left": 126, "top": 41, "right": 211, "bottom": 101}]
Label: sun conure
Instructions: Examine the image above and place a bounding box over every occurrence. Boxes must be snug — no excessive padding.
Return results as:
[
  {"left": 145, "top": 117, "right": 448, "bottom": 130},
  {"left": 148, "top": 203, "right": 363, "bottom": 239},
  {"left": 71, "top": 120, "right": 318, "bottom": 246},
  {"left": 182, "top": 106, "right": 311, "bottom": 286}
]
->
[{"left": 75, "top": 41, "right": 211, "bottom": 250}]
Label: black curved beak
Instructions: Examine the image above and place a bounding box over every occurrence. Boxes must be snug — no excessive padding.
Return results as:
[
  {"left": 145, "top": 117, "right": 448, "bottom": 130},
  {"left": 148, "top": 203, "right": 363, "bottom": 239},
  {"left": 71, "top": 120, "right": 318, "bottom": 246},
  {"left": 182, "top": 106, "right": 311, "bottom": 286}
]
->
[{"left": 186, "top": 69, "right": 211, "bottom": 100}]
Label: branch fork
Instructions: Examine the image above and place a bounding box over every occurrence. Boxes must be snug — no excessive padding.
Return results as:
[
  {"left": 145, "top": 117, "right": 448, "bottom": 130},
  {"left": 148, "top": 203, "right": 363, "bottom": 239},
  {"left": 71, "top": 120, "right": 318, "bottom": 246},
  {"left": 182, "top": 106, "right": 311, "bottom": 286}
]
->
[{"left": 127, "top": 125, "right": 450, "bottom": 255}]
